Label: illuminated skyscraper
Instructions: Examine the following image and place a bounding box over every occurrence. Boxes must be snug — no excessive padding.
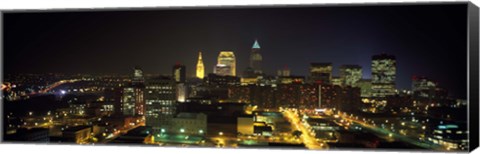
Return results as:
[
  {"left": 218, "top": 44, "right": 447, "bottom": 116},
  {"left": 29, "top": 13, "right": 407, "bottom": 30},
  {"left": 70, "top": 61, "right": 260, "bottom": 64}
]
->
[
  {"left": 145, "top": 76, "right": 177, "bottom": 132},
  {"left": 196, "top": 51, "right": 205, "bottom": 79},
  {"left": 123, "top": 66, "right": 146, "bottom": 116},
  {"left": 412, "top": 76, "right": 437, "bottom": 92},
  {"left": 371, "top": 54, "right": 396, "bottom": 98},
  {"left": 214, "top": 64, "right": 231, "bottom": 76},
  {"left": 357, "top": 79, "right": 372, "bottom": 97},
  {"left": 133, "top": 66, "right": 144, "bottom": 84},
  {"left": 172, "top": 63, "right": 187, "bottom": 102},
  {"left": 339, "top": 65, "right": 363, "bottom": 87},
  {"left": 176, "top": 83, "right": 186, "bottom": 102},
  {"left": 411, "top": 76, "right": 446, "bottom": 99},
  {"left": 310, "top": 63, "right": 333, "bottom": 84},
  {"left": 133, "top": 87, "right": 145, "bottom": 116},
  {"left": 331, "top": 76, "right": 342, "bottom": 86},
  {"left": 122, "top": 87, "right": 136, "bottom": 116},
  {"left": 217, "top": 51, "right": 236, "bottom": 76},
  {"left": 250, "top": 39, "right": 262, "bottom": 74},
  {"left": 172, "top": 63, "right": 186, "bottom": 83}
]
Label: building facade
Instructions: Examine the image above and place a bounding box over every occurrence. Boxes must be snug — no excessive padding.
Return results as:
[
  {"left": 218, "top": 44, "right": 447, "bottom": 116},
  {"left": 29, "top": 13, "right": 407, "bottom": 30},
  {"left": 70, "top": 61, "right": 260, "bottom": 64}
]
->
[
  {"left": 145, "top": 76, "right": 177, "bottom": 132},
  {"left": 172, "top": 64, "right": 186, "bottom": 83},
  {"left": 122, "top": 87, "right": 136, "bottom": 116},
  {"left": 196, "top": 51, "right": 205, "bottom": 79},
  {"left": 217, "top": 51, "right": 236, "bottom": 76},
  {"left": 339, "top": 65, "right": 362, "bottom": 87},
  {"left": 371, "top": 54, "right": 396, "bottom": 98},
  {"left": 238, "top": 115, "right": 254, "bottom": 136},
  {"left": 122, "top": 67, "right": 146, "bottom": 116},
  {"left": 214, "top": 64, "right": 232, "bottom": 76},
  {"left": 170, "top": 112, "right": 207, "bottom": 136},
  {"left": 133, "top": 66, "right": 144, "bottom": 84},
  {"left": 250, "top": 40, "right": 263, "bottom": 75},
  {"left": 357, "top": 79, "right": 372, "bottom": 98},
  {"left": 310, "top": 63, "right": 333, "bottom": 84}
]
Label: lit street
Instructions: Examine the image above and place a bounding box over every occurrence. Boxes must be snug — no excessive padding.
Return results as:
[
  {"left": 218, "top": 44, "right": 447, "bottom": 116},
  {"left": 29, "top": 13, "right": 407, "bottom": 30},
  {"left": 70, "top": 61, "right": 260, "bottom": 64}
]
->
[
  {"left": 328, "top": 111, "right": 446, "bottom": 151},
  {"left": 283, "top": 109, "right": 327, "bottom": 150}
]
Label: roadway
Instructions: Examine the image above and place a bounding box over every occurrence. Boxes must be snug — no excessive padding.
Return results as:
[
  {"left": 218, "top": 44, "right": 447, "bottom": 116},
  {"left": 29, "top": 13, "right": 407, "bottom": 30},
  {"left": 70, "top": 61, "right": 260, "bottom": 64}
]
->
[
  {"left": 283, "top": 109, "right": 328, "bottom": 150},
  {"left": 25, "top": 79, "right": 79, "bottom": 96},
  {"left": 39, "top": 79, "right": 79, "bottom": 94},
  {"left": 327, "top": 111, "right": 445, "bottom": 151}
]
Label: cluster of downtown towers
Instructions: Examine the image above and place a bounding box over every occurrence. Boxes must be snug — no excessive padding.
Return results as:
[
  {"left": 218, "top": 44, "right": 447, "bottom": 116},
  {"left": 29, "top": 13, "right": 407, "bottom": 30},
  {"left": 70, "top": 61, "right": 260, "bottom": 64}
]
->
[{"left": 128, "top": 39, "right": 400, "bottom": 132}]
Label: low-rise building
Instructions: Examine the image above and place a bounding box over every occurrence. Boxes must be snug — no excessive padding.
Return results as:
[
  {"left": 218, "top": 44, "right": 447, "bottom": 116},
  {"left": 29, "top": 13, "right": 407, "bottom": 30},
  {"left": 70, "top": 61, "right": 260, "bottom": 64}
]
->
[
  {"left": 110, "top": 126, "right": 153, "bottom": 144},
  {"left": 4, "top": 128, "right": 49, "bottom": 142},
  {"left": 170, "top": 112, "right": 207, "bottom": 136},
  {"left": 62, "top": 125, "right": 92, "bottom": 144},
  {"left": 427, "top": 123, "right": 468, "bottom": 151},
  {"left": 237, "top": 115, "right": 254, "bottom": 136}
]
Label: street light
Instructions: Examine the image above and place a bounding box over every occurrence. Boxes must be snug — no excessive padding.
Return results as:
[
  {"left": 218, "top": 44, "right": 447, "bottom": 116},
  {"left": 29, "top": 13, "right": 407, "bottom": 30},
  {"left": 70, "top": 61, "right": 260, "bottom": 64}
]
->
[{"left": 180, "top": 128, "right": 185, "bottom": 133}]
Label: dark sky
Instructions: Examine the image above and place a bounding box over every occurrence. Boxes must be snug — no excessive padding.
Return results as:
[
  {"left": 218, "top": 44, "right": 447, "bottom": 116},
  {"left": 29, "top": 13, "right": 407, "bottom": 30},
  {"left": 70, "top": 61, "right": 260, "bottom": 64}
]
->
[{"left": 3, "top": 4, "right": 468, "bottom": 98}]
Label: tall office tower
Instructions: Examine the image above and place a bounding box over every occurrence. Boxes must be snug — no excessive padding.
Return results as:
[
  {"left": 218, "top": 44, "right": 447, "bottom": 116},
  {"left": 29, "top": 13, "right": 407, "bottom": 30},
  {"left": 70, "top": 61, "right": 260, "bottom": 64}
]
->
[
  {"left": 310, "top": 63, "right": 333, "bottom": 84},
  {"left": 250, "top": 39, "right": 262, "bottom": 74},
  {"left": 176, "top": 83, "right": 186, "bottom": 102},
  {"left": 172, "top": 63, "right": 186, "bottom": 83},
  {"left": 214, "top": 64, "right": 232, "bottom": 76},
  {"left": 411, "top": 76, "right": 437, "bottom": 92},
  {"left": 277, "top": 65, "right": 290, "bottom": 77},
  {"left": 173, "top": 63, "right": 187, "bottom": 102},
  {"left": 217, "top": 51, "right": 236, "bottom": 76},
  {"left": 122, "top": 87, "right": 136, "bottom": 116},
  {"left": 339, "top": 65, "right": 363, "bottom": 87},
  {"left": 133, "top": 66, "right": 145, "bottom": 84},
  {"left": 411, "top": 76, "right": 444, "bottom": 99},
  {"left": 133, "top": 86, "right": 145, "bottom": 116},
  {"left": 371, "top": 54, "right": 396, "bottom": 98},
  {"left": 145, "top": 76, "right": 177, "bottom": 132},
  {"left": 125, "top": 67, "right": 146, "bottom": 116},
  {"left": 196, "top": 51, "right": 205, "bottom": 79}
]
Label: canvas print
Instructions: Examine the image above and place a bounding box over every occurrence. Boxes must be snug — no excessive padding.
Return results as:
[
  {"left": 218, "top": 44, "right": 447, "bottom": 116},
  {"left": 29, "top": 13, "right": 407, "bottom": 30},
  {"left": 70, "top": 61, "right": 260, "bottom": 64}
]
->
[{"left": 1, "top": 2, "right": 479, "bottom": 152}]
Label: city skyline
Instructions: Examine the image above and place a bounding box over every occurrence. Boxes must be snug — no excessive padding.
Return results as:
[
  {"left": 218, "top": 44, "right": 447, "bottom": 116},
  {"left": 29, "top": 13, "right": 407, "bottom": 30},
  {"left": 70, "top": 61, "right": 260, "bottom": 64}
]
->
[
  {"left": 2, "top": 3, "right": 475, "bottom": 151},
  {"left": 3, "top": 4, "right": 467, "bottom": 98}
]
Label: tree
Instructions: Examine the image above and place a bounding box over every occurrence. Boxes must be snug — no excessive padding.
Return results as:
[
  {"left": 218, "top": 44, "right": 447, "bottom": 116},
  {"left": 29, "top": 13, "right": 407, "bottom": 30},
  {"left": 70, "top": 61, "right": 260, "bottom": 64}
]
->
[{"left": 292, "top": 130, "right": 302, "bottom": 138}]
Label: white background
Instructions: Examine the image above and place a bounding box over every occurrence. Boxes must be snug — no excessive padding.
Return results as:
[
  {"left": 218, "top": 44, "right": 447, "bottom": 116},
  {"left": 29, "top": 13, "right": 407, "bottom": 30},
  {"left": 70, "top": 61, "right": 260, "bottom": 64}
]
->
[{"left": 0, "top": 0, "right": 479, "bottom": 154}]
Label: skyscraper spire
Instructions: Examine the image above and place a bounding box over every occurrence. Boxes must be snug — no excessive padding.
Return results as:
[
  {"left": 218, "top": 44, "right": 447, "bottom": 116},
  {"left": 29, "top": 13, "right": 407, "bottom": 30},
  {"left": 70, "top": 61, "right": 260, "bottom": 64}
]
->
[
  {"left": 252, "top": 39, "right": 261, "bottom": 49},
  {"left": 196, "top": 51, "right": 205, "bottom": 79},
  {"left": 250, "top": 39, "right": 263, "bottom": 75}
]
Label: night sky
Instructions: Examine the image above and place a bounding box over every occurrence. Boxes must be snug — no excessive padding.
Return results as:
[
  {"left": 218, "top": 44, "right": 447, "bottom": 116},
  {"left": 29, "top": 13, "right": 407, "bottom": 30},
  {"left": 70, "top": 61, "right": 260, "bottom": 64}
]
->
[{"left": 3, "top": 4, "right": 468, "bottom": 98}]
